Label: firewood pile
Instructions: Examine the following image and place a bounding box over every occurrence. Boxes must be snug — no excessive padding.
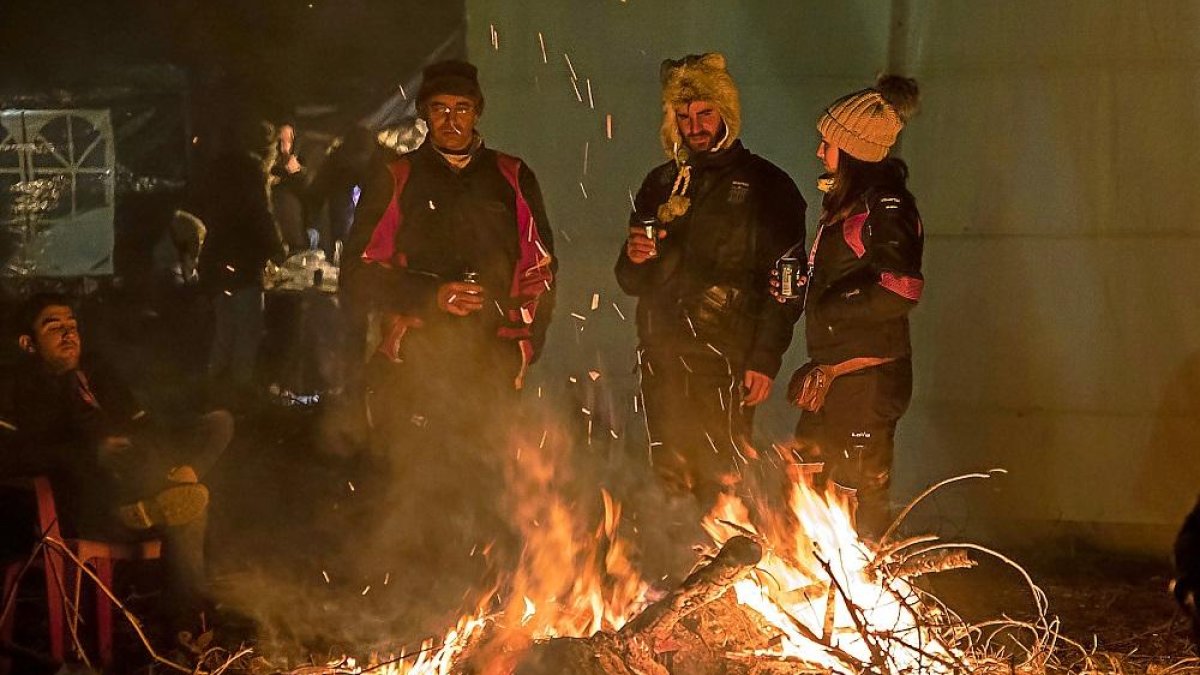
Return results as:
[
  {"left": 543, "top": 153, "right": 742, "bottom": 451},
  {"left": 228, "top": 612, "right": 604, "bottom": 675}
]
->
[
  {"left": 285, "top": 471, "right": 1101, "bottom": 675},
  {"left": 482, "top": 535, "right": 976, "bottom": 675}
]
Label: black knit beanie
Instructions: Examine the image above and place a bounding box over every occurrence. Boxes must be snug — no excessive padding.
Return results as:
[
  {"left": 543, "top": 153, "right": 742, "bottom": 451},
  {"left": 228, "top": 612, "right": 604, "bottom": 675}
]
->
[{"left": 417, "top": 60, "right": 485, "bottom": 114}]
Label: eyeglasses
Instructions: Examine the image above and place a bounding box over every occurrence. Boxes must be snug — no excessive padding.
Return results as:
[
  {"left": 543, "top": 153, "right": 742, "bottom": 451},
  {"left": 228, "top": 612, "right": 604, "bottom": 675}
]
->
[{"left": 428, "top": 103, "right": 477, "bottom": 119}]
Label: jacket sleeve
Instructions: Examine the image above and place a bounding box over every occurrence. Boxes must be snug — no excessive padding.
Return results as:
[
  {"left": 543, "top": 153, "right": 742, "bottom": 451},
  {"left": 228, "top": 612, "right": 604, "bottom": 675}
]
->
[
  {"left": 614, "top": 169, "right": 678, "bottom": 296},
  {"left": 88, "top": 360, "right": 149, "bottom": 438},
  {"left": 345, "top": 159, "right": 443, "bottom": 317},
  {"left": 814, "top": 189, "right": 923, "bottom": 324},
  {"left": 745, "top": 168, "right": 807, "bottom": 378},
  {"left": 520, "top": 164, "right": 557, "bottom": 361},
  {"left": 0, "top": 377, "right": 72, "bottom": 478}
]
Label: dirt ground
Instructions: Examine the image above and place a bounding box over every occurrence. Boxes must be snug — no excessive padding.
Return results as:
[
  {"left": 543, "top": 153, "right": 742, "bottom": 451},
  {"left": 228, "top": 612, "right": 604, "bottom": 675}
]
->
[{"left": 929, "top": 552, "right": 1197, "bottom": 673}]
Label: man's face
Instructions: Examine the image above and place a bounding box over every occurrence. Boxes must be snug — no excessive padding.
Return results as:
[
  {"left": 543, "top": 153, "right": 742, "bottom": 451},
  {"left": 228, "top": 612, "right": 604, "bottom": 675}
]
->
[
  {"left": 425, "top": 94, "right": 479, "bottom": 152},
  {"left": 674, "top": 100, "right": 724, "bottom": 153},
  {"left": 817, "top": 138, "right": 840, "bottom": 173},
  {"left": 20, "top": 305, "right": 80, "bottom": 374}
]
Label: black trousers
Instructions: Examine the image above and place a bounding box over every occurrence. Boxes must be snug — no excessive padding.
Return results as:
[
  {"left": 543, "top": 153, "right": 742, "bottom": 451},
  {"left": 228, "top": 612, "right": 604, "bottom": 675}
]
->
[
  {"left": 639, "top": 351, "right": 753, "bottom": 509},
  {"left": 793, "top": 359, "right": 912, "bottom": 537}
]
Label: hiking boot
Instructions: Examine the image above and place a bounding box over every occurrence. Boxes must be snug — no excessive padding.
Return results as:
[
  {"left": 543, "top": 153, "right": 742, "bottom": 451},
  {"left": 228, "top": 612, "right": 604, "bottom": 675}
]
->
[{"left": 117, "top": 483, "right": 209, "bottom": 530}]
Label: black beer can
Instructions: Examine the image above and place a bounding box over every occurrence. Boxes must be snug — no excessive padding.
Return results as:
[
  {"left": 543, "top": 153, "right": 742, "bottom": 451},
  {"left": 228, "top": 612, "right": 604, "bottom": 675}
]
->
[{"left": 778, "top": 256, "right": 801, "bottom": 299}]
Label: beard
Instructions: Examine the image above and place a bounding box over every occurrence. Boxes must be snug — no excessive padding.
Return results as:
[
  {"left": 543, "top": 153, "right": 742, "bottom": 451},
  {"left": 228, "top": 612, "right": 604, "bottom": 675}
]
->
[{"left": 686, "top": 134, "right": 714, "bottom": 152}]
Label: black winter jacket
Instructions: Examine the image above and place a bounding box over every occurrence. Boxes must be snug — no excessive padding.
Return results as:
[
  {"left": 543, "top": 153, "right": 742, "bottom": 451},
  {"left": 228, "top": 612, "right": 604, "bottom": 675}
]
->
[
  {"left": 0, "top": 356, "right": 146, "bottom": 530},
  {"left": 615, "top": 142, "right": 806, "bottom": 378},
  {"left": 804, "top": 182, "right": 924, "bottom": 363},
  {"left": 344, "top": 140, "right": 557, "bottom": 375}
]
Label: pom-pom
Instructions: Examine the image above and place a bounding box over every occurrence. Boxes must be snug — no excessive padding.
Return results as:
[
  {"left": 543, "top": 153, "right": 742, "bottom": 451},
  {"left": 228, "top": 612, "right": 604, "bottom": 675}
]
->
[
  {"left": 876, "top": 75, "right": 920, "bottom": 122},
  {"left": 657, "top": 195, "right": 691, "bottom": 223}
]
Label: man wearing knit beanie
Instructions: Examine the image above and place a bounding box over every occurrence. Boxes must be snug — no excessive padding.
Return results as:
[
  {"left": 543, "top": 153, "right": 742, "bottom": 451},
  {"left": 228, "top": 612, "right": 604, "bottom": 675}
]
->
[
  {"left": 615, "top": 53, "right": 807, "bottom": 522},
  {"left": 341, "top": 59, "right": 557, "bottom": 578},
  {"left": 782, "top": 74, "right": 923, "bottom": 539}
]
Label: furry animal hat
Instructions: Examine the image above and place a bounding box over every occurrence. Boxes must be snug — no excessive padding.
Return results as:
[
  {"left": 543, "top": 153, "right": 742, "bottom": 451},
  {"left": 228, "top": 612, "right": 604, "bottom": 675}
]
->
[
  {"left": 654, "top": 53, "right": 741, "bottom": 223},
  {"left": 658, "top": 52, "right": 741, "bottom": 162}
]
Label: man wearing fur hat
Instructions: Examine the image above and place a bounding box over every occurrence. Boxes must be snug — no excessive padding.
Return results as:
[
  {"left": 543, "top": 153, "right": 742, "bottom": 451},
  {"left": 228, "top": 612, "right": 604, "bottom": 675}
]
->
[{"left": 616, "top": 53, "right": 806, "bottom": 507}]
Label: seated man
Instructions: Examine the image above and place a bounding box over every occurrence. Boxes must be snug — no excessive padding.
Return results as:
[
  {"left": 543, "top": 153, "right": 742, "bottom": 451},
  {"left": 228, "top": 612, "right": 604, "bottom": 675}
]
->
[{"left": 0, "top": 293, "right": 232, "bottom": 631}]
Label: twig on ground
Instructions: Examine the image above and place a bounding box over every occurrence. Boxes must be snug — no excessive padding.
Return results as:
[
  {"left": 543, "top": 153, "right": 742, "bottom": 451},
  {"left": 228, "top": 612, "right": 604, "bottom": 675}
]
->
[{"left": 878, "top": 469, "right": 1006, "bottom": 548}]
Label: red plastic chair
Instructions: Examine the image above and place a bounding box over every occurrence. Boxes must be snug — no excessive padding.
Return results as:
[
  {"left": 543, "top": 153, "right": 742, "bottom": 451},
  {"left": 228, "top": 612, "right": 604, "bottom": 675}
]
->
[{"left": 1, "top": 476, "right": 161, "bottom": 670}]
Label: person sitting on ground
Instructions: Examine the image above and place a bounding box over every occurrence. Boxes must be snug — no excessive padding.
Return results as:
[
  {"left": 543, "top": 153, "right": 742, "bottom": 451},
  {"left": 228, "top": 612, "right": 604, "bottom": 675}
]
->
[{"left": 0, "top": 293, "right": 233, "bottom": 631}]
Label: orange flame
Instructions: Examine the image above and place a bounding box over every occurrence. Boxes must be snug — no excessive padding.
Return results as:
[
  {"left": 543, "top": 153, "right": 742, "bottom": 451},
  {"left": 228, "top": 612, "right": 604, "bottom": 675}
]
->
[
  {"left": 358, "top": 445, "right": 967, "bottom": 674},
  {"left": 701, "top": 470, "right": 961, "bottom": 672}
]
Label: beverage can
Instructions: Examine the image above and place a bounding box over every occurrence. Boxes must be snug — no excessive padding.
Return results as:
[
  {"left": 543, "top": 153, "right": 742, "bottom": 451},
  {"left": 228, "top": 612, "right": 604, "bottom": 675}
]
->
[
  {"left": 462, "top": 270, "right": 481, "bottom": 294},
  {"left": 636, "top": 214, "right": 658, "bottom": 256},
  {"left": 637, "top": 215, "right": 657, "bottom": 242},
  {"left": 778, "top": 257, "right": 800, "bottom": 299}
]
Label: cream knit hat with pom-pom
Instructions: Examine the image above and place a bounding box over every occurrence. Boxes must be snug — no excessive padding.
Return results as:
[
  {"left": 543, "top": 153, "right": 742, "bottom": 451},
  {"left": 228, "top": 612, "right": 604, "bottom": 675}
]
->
[{"left": 817, "top": 75, "right": 919, "bottom": 162}]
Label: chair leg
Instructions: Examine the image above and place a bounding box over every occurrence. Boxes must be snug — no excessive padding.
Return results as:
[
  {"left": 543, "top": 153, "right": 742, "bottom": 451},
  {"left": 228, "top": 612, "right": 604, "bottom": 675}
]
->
[
  {"left": 0, "top": 563, "right": 17, "bottom": 675},
  {"left": 1, "top": 563, "right": 18, "bottom": 645},
  {"left": 41, "top": 547, "right": 66, "bottom": 663},
  {"left": 93, "top": 558, "right": 114, "bottom": 668}
]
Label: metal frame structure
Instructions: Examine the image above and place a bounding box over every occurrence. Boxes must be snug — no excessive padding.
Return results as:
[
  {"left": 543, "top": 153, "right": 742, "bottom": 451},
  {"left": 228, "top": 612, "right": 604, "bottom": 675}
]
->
[{"left": 0, "top": 109, "right": 115, "bottom": 277}]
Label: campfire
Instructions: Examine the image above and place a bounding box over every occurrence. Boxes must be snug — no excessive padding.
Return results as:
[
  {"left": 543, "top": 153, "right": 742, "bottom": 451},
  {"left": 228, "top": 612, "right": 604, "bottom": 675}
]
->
[{"left": 295, "top": 454, "right": 1080, "bottom": 675}]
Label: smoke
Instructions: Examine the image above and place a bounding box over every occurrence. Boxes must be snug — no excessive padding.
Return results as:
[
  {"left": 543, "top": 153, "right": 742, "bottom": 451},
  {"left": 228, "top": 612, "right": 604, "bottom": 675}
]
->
[{"left": 205, "top": 349, "right": 723, "bottom": 662}]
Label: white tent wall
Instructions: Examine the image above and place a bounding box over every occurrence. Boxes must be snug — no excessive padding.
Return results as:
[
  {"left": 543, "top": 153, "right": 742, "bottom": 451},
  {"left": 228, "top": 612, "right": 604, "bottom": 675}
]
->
[
  {"left": 464, "top": 1, "right": 1200, "bottom": 554},
  {"left": 898, "top": 1, "right": 1200, "bottom": 552}
]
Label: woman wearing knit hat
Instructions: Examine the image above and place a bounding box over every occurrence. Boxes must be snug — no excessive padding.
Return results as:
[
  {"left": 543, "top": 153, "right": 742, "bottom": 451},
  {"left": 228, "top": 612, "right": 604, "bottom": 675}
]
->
[{"left": 779, "top": 75, "right": 923, "bottom": 538}]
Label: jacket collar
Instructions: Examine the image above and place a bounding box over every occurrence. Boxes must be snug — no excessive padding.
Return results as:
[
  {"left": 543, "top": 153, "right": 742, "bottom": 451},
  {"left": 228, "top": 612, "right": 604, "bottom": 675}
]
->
[{"left": 686, "top": 139, "right": 747, "bottom": 171}]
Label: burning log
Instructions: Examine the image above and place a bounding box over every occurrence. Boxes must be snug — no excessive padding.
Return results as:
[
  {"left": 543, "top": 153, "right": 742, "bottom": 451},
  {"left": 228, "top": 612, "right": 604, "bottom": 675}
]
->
[
  {"left": 890, "top": 548, "right": 976, "bottom": 579},
  {"left": 778, "top": 548, "right": 977, "bottom": 607},
  {"left": 512, "top": 536, "right": 762, "bottom": 675},
  {"left": 621, "top": 535, "right": 762, "bottom": 644},
  {"left": 618, "top": 535, "right": 765, "bottom": 674}
]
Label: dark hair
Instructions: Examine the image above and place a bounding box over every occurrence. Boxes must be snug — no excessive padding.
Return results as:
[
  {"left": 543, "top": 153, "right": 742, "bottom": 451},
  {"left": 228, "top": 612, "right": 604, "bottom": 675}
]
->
[
  {"left": 12, "top": 292, "right": 73, "bottom": 338},
  {"left": 821, "top": 153, "right": 912, "bottom": 224}
]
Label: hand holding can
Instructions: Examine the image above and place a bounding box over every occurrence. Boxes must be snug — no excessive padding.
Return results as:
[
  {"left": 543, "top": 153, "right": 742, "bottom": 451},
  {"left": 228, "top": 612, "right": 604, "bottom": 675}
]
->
[
  {"left": 771, "top": 257, "right": 807, "bottom": 303},
  {"left": 626, "top": 213, "right": 664, "bottom": 264}
]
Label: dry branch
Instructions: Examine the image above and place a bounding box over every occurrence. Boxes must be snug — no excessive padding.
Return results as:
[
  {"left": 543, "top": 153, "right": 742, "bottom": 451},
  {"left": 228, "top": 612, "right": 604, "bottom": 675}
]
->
[{"left": 620, "top": 535, "right": 762, "bottom": 644}]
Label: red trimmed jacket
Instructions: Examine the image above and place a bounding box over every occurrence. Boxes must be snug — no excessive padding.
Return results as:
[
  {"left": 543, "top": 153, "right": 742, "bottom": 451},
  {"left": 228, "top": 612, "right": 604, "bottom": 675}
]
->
[
  {"left": 804, "top": 183, "right": 924, "bottom": 364},
  {"left": 343, "top": 141, "right": 556, "bottom": 389}
]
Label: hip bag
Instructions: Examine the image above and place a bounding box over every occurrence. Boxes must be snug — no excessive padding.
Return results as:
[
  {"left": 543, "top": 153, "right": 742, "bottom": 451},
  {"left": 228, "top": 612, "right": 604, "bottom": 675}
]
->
[{"left": 788, "top": 357, "right": 897, "bottom": 412}]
